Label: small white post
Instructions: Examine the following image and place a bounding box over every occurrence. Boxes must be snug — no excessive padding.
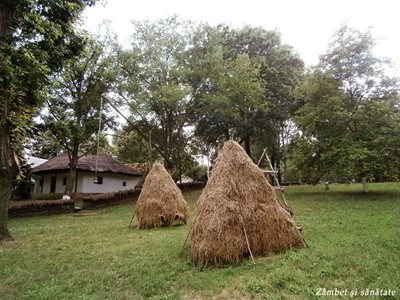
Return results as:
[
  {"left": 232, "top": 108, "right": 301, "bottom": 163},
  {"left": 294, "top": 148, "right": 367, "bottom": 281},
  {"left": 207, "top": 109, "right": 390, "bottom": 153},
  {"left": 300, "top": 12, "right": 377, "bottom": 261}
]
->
[{"left": 362, "top": 177, "right": 369, "bottom": 193}]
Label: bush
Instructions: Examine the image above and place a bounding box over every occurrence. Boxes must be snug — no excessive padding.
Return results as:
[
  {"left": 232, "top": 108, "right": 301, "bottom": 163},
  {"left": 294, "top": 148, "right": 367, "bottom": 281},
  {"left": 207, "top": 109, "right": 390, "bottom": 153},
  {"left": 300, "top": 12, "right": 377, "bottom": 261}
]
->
[{"left": 185, "top": 165, "right": 207, "bottom": 182}]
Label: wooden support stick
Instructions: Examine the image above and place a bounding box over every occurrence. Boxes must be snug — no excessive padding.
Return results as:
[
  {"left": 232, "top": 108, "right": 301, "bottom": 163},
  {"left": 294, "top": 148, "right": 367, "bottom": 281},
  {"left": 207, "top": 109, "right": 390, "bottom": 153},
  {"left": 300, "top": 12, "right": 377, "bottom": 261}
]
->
[
  {"left": 128, "top": 208, "right": 136, "bottom": 227},
  {"left": 241, "top": 217, "right": 255, "bottom": 265},
  {"left": 302, "top": 234, "right": 309, "bottom": 248},
  {"left": 179, "top": 229, "right": 191, "bottom": 256},
  {"left": 179, "top": 222, "right": 195, "bottom": 256}
]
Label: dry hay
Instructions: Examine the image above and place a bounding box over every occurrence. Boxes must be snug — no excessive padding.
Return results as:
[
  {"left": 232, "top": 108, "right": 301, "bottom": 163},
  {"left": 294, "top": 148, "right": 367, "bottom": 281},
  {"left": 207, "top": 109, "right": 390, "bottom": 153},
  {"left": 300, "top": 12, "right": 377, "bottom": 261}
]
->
[
  {"left": 135, "top": 163, "right": 189, "bottom": 229},
  {"left": 189, "top": 140, "right": 305, "bottom": 266}
]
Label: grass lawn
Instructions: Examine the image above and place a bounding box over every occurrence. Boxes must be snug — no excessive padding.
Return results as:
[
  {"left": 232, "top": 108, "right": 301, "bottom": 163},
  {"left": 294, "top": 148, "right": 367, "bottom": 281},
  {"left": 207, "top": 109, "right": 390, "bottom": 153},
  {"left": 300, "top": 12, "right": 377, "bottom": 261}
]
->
[{"left": 1, "top": 183, "right": 399, "bottom": 299}]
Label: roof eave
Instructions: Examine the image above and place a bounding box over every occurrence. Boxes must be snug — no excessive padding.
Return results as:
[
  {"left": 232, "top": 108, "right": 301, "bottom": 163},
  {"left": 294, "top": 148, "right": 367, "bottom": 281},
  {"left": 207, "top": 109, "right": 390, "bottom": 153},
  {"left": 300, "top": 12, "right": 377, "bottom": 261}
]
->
[{"left": 32, "top": 169, "right": 143, "bottom": 177}]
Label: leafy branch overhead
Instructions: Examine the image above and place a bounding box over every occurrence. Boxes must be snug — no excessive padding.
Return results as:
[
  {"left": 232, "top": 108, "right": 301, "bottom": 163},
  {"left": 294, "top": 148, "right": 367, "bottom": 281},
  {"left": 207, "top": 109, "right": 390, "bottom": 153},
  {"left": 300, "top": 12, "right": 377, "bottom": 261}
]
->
[{"left": 0, "top": 0, "right": 97, "bottom": 241}]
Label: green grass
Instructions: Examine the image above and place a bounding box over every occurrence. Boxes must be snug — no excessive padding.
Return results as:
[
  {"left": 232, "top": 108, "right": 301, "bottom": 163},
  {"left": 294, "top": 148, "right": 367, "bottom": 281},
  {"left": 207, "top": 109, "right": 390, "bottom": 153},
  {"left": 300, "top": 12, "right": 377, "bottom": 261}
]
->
[{"left": 1, "top": 183, "right": 399, "bottom": 299}]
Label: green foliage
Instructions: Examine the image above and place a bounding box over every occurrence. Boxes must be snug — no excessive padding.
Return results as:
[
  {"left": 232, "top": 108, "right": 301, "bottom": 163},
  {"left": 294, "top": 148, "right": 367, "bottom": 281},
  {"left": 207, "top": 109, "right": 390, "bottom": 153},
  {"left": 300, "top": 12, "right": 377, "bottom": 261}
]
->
[
  {"left": 184, "top": 165, "right": 207, "bottom": 182},
  {"left": 0, "top": 0, "right": 97, "bottom": 239},
  {"left": 192, "top": 25, "right": 304, "bottom": 163},
  {"left": 246, "top": 280, "right": 268, "bottom": 293},
  {"left": 1, "top": 0, "right": 96, "bottom": 149},
  {"left": 115, "top": 19, "right": 304, "bottom": 169},
  {"left": 113, "top": 128, "right": 153, "bottom": 164},
  {"left": 117, "top": 17, "right": 200, "bottom": 171},
  {"left": 27, "top": 128, "right": 64, "bottom": 159},
  {"left": 37, "top": 33, "right": 118, "bottom": 195},
  {"left": 290, "top": 26, "right": 400, "bottom": 182},
  {"left": 194, "top": 47, "right": 266, "bottom": 145},
  {"left": 11, "top": 162, "right": 32, "bottom": 200},
  {"left": 1, "top": 183, "right": 399, "bottom": 298},
  {"left": 42, "top": 33, "right": 117, "bottom": 156}
]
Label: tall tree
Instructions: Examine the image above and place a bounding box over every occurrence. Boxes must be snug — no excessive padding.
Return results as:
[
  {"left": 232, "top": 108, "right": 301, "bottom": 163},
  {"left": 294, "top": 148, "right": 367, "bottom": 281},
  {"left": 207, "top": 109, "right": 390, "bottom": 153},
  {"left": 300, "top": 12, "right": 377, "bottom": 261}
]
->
[
  {"left": 41, "top": 33, "right": 117, "bottom": 196},
  {"left": 0, "top": 0, "right": 95, "bottom": 241},
  {"left": 193, "top": 46, "right": 266, "bottom": 158},
  {"left": 191, "top": 25, "right": 304, "bottom": 166},
  {"left": 292, "top": 26, "right": 400, "bottom": 189},
  {"left": 116, "top": 17, "right": 199, "bottom": 173},
  {"left": 221, "top": 26, "right": 304, "bottom": 169}
]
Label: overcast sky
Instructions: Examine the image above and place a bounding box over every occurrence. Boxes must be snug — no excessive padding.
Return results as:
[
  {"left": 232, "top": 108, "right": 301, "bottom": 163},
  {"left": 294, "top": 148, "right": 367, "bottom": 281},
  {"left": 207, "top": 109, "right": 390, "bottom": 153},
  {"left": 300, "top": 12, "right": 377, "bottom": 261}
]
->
[{"left": 83, "top": 0, "right": 400, "bottom": 75}]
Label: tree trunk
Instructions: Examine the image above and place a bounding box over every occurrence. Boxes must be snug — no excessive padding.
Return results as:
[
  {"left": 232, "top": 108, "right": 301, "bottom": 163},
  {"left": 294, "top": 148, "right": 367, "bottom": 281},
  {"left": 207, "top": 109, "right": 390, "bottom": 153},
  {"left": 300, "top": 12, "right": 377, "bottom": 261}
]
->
[
  {"left": 243, "top": 136, "right": 252, "bottom": 160},
  {"left": 275, "top": 134, "right": 282, "bottom": 183},
  {"left": 0, "top": 6, "right": 14, "bottom": 43},
  {"left": 177, "top": 148, "right": 182, "bottom": 184},
  {"left": 0, "top": 93, "right": 18, "bottom": 241},
  {"left": 0, "top": 167, "right": 13, "bottom": 241},
  {"left": 280, "top": 121, "right": 286, "bottom": 184},
  {"left": 65, "top": 151, "right": 78, "bottom": 196},
  {"left": 0, "top": 5, "right": 16, "bottom": 242}
]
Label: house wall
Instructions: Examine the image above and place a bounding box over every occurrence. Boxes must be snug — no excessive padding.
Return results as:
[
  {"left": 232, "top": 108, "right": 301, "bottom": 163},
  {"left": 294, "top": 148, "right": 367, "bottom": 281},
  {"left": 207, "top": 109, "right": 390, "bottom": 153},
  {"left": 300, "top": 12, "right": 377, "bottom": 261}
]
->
[
  {"left": 76, "top": 172, "right": 140, "bottom": 193},
  {"left": 34, "top": 172, "right": 140, "bottom": 194},
  {"left": 35, "top": 173, "right": 72, "bottom": 194},
  {"left": 56, "top": 173, "right": 69, "bottom": 193}
]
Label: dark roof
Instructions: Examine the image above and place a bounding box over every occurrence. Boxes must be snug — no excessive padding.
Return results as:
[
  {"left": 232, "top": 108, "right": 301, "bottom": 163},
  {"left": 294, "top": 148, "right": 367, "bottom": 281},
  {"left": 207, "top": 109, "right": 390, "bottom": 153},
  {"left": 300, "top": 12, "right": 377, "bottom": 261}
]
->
[{"left": 32, "top": 153, "right": 143, "bottom": 176}]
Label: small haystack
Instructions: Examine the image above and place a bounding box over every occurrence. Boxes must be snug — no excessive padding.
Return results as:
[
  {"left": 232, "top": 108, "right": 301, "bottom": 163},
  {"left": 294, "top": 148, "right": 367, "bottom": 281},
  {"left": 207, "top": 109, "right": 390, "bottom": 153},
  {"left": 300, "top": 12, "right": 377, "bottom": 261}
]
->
[
  {"left": 189, "top": 140, "right": 305, "bottom": 266},
  {"left": 134, "top": 163, "right": 189, "bottom": 229}
]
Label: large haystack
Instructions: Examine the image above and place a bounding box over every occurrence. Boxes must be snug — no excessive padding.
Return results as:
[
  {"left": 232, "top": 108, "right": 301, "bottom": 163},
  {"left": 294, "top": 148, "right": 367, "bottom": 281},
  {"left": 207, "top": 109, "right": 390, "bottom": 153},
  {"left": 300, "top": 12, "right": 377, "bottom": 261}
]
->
[
  {"left": 135, "top": 163, "right": 189, "bottom": 229},
  {"left": 189, "top": 140, "right": 305, "bottom": 266}
]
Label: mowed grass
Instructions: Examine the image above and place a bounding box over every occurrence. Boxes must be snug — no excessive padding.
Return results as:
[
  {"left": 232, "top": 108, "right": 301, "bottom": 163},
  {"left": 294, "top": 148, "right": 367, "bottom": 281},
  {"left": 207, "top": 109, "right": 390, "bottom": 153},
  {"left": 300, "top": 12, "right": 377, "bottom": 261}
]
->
[{"left": 1, "top": 183, "right": 399, "bottom": 299}]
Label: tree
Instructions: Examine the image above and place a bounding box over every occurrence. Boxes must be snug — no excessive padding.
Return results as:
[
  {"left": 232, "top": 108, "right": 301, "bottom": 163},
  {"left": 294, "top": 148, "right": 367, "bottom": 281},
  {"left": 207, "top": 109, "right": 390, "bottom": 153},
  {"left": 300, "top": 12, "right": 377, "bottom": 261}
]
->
[
  {"left": 27, "top": 128, "right": 64, "bottom": 159},
  {"left": 113, "top": 127, "right": 152, "bottom": 164},
  {"left": 116, "top": 17, "right": 199, "bottom": 174},
  {"left": 292, "top": 26, "right": 400, "bottom": 190},
  {"left": 191, "top": 25, "right": 304, "bottom": 167},
  {"left": 193, "top": 47, "right": 266, "bottom": 158},
  {"left": 221, "top": 26, "right": 304, "bottom": 171},
  {"left": 0, "top": 0, "right": 95, "bottom": 241},
  {"left": 41, "top": 33, "right": 117, "bottom": 196}
]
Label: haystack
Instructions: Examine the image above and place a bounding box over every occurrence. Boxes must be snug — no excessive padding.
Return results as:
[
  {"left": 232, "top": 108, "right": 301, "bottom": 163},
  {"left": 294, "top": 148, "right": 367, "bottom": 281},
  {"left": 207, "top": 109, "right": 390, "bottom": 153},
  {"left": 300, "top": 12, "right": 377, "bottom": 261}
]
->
[
  {"left": 135, "top": 163, "right": 189, "bottom": 229},
  {"left": 189, "top": 140, "right": 305, "bottom": 266}
]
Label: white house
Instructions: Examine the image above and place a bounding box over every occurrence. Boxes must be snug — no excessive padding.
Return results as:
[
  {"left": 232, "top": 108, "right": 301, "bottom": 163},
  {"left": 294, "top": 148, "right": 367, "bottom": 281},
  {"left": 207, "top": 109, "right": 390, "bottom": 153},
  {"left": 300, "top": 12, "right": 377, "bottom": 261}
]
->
[{"left": 31, "top": 153, "right": 143, "bottom": 194}]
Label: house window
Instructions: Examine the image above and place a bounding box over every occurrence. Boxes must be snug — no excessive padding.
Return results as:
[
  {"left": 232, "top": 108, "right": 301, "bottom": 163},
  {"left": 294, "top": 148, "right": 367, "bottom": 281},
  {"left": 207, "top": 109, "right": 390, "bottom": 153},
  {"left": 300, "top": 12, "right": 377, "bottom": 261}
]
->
[
  {"left": 122, "top": 181, "right": 126, "bottom": 186},
  {"left": 39, "top": 179, "right": 43, "bottom": 187},
  {"left": 63, "top": 177, "right": 67, "bottom": 185},
  {"left": 93, "top": 176, "right": 103, "bottom": 185}
]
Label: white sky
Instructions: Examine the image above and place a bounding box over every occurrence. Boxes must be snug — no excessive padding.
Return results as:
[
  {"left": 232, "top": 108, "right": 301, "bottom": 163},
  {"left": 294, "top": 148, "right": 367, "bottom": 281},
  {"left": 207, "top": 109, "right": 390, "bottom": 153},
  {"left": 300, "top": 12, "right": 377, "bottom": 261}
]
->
[{"left": 83, "top": 0, "right": 400, "bottom": 76}]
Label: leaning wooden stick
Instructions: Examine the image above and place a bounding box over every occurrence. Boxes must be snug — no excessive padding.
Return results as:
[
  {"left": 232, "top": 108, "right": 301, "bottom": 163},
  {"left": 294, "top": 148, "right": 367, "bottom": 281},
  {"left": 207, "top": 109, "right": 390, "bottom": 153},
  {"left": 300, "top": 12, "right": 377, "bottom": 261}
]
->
[
  {"left": 179, "top": 226, "right": 192, "bottom": 255},
  {"left": 241, "top": 217, "right": 256, "bottom": 265},
  {"left": 128, "top": 208, "right": 136, "bottom": 227}
]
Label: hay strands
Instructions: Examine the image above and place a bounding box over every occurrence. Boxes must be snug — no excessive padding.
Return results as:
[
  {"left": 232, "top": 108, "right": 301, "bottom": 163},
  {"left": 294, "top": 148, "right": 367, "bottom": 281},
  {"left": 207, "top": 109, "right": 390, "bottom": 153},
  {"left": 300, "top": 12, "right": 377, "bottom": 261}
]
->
[
  {"left": 135, "top": 163, "right": 189, "bottom": 229},
  {"left": 189, "top": 141, "right": 306, "bottom": 266}
]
